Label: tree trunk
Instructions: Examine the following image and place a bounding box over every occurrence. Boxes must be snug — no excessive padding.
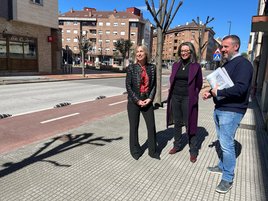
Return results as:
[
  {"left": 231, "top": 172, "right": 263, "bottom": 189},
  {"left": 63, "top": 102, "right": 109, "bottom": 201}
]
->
[
  {"left": 81, "top": 51, "right": 85, "bottom": 77},
  {"left": 154, "top": 28, "right": 164, "bottom": 107}
]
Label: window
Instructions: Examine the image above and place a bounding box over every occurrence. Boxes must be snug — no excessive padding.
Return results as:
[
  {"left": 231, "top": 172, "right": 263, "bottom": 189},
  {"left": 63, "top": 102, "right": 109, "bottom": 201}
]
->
[
  {"left": 59, "top": 21, "right": 64, "bottom": 26},
  {"left": 106, "top": 30, "right": 110, "bottom": 35},
  {"left": 0, "top": 35, "right": 37, "bottom": 59},
  {"left": 120, "top": 31, "right": 125, "bottom": 36},
  {"left": 98, "top": 30, "right": 103, "bottom": 35},
  {"left": 0, "top": 40, "right": 7, "bottom": 57},
  {"left": 74, "top": 46, "right": 78, "bottom": 51},
  {"left": 130, "top": 32, "right": 136, "bottom": 36},
  {"left": 66, "top": 30, "right": 71, "bottom": 33},
  {"left": 73, "top": 38, "right": 78, "bottom": 42},
  {"left": 106, "top": 22, "right": 111, "bottom": 26},
  {"left": 105, "top": 40, "right": 110, "bottom": 44},
  {"left": 73, "top": 21, "right": 78, "bottom": 25},
  {"left": 98, "top": 40, "right": 103, "bottom": 44},
  {"left": 9, "top": 40, "right": 37, "bottom": 59},
  {"left": 30, "top": 0, "right": 43, "bottom": 5},
  {"left": 113, "top": 31, "right": 118, "bottom": 36},
  {"left": 73, "top": 30, "right": 78, "bottom": 34},
  {"left": 66, "top": 38, "right": 71, "bottom": 42},
  {"left": 121, "top": 22, "right": 126, "bottom": 26},
  {"left": 130, "top": 22, "right": 137, "bottom": 27},
  {"left": 98, "top": 22, "right": 103, "bottom": 26},
  {"left": 9, "top": 41, "right": 23, "bottom": 58},
  {"left": 23, "top": 42, "right": 37, "bottom": 59},
  {"left": 113, "top": 22, "right": 118, "bottom": 26},
  {"left": 90, "top": 29, "right": 96, "bottom": 35}
]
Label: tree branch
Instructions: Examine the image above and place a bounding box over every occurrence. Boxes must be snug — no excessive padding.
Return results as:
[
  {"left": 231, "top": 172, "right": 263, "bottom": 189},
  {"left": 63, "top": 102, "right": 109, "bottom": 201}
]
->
[
  {"left": 164, "top": 1, "right": 183, "bottom": 33},
  {"left": 145, "top": 0, "right": 163, "bottom": 29}
]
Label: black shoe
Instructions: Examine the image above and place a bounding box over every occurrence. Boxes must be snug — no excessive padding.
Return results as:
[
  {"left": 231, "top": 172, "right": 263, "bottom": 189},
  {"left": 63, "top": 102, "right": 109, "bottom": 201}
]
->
[
  {"left": 215, "top": 180, "right": 233, "bottom": 194},
  {"left": 149, "top": 152, "right": 160, "bottom": 160},
  {"left": 131, "top": 153, "right": 142, "bottom": 160}
]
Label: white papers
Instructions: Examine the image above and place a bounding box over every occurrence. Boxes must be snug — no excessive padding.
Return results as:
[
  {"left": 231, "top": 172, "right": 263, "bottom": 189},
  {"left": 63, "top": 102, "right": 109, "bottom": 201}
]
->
[{"left": 206, "top": 67, "right": 234, "bottom": 100}]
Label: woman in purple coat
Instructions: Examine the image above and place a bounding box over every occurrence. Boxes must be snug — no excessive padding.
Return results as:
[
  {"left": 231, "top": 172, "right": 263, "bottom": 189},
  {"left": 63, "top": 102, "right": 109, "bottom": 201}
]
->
[{"left": 166, "top": 42, "right": 203, "bottom": 163}]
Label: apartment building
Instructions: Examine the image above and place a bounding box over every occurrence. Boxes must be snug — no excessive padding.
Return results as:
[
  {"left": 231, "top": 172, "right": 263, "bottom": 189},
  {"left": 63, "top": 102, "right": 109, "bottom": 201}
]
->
[
  {"left": 152, "top": 22, "right": 218, "bottom": 67},
  {"left": 0, "top": 0, "right": 61, "bottom": 74},
  {"left": 59, "top": 7, "right": 152, "bottom": 66}
]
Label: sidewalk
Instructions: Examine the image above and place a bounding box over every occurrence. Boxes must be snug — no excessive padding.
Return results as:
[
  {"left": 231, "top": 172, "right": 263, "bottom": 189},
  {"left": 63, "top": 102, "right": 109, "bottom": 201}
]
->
[
  {"left": 0, "top": 68, "right": 126, "bottom": 85},
  {"left": 0, "top": 67, "right": 172, "bottom": 85},
  {"left": 0, "top": 95, "right": 267, "bottom": 200}
]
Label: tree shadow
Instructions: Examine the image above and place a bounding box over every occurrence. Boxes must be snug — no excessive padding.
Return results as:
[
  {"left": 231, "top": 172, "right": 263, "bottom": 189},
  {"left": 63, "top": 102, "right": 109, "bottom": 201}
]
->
[
  {"left": 0, "top": 133, "right": 123, "bottom": 178},
  {"left": 208, "top": 139, "right": 242, "bottom": 159}
]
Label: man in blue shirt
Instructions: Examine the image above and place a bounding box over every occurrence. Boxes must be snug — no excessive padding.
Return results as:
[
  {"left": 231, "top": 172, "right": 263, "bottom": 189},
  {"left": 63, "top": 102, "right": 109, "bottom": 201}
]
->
[{"left": 203, "top": 35, "right": 253, "bottom": 194}]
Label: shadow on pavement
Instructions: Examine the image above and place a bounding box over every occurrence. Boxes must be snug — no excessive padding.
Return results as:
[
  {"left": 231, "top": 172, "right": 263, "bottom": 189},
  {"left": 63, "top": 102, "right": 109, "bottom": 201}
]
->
[
  {"left": 208, "top": 139, "right": 242, "bottom": 159},
  {"left": 152, "top": 126, "right": 209, "bottom": 155},
  {"left": 0, "top": 133, "right": 123, "bottom": 178},
  {"left": 250, "top": 97, "right": 268, "bottom": 200}
]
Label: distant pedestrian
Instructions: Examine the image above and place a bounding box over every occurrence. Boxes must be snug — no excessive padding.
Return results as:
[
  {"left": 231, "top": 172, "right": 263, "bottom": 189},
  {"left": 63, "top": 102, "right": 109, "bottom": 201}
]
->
[
  {"left": 126, "top": 44, "right": 159, "bottom": 160},
  {"left": 202, "top": 35, "right": 253, "bottom": 194},
  {"left": 166, "top": 42, "right": 203, "bottom": 163}
]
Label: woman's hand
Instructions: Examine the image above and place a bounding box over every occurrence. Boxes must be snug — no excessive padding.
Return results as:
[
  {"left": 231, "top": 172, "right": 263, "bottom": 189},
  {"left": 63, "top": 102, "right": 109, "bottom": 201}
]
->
[
  {"left": 137, "top": 99, "right": 151, "bottom": 107},
  {"left": 143, "top": 98, "right": 151, "bottom": 106}
]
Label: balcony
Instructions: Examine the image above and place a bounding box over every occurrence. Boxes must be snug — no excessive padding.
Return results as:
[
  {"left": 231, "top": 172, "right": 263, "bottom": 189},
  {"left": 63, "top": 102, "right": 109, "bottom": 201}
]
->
[{"left": 251, "top": 15, "right": 268, "bottom": 32}]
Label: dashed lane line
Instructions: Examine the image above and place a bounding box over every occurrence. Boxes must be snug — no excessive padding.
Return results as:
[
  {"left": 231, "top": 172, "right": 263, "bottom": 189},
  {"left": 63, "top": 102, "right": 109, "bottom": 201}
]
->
[
  {"left": 40, "top": 113, "right": 80, "bottom": 124},
  {"left": 109, "top": 100, "right": 127, "bottom": 106}
]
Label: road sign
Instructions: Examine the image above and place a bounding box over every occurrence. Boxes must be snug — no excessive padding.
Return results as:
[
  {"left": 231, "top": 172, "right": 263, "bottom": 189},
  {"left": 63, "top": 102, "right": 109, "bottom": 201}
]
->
[
  {"left": 213, "top": 48, "right": 221, "bottom": 61},
  {"left": 214, "top": 48, "right": 221, "bottom": 54},
  {"left": 213, "top": 53, "right": 221, "bottom": 61}
]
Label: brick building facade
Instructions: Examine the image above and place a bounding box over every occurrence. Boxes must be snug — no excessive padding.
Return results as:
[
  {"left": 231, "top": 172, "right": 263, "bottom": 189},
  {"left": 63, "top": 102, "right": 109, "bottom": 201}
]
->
[
  {"left": 0, "top": 0, "right": 61, "bottom": 74},
  {"left": 152, "top": 22, "right": 218, "bottom": 67},
  {"left": 59, "top": 7, "right": 152, "bottom": 67}
]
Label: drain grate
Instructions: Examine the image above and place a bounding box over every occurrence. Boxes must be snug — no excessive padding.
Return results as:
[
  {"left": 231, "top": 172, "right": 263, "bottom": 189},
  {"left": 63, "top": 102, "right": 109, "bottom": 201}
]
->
[{"left": 239, "top": 123, "right": 256, "bottom": 131}]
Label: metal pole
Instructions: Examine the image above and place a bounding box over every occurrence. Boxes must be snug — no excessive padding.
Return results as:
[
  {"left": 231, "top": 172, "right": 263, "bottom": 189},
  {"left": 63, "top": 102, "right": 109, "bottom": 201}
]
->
[{"left": 228, "top": 21, "right": 232, "bottom": 35}]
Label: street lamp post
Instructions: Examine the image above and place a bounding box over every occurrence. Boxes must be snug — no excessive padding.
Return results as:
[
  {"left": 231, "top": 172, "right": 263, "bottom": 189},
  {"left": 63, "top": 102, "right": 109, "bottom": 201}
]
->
[{"left": 228, "top": 21, "right": 232, "bottom": 35}]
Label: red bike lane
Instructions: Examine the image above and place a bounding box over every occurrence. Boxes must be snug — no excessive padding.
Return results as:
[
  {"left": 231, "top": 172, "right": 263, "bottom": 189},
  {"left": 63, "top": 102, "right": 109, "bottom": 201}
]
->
[{"left": 0, "top": 94, "right": 128, "bottom": 154}]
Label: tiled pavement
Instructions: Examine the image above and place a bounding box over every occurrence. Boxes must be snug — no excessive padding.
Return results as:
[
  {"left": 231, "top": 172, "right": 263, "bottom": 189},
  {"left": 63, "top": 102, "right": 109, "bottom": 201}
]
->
[{"left": 0, "top": 95, "right": 267, "bottom": 200}]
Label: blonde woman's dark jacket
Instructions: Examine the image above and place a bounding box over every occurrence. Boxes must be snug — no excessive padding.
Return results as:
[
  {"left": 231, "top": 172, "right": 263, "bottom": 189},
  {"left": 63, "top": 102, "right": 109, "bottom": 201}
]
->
[{"left": 126, "top": 63, "right": 156, "bottom": 103}]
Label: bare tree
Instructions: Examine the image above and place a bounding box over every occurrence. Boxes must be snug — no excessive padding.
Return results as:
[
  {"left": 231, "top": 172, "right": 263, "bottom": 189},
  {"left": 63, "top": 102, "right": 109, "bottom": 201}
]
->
[
  {"left": 192, "top": 16, "right": 214, "bottom": 63},
  {"left": 114, "top": 38, "right": 132, "bottom": 69},
  {"left": 77, "top": 32, "right": 92, "bottom": 77},
  {"left": 146, "top": 0, "right": 184, "bottom": 107}
]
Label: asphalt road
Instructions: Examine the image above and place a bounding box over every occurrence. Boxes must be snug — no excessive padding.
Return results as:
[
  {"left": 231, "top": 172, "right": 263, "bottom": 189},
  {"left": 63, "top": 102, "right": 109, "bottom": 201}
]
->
[{"left": 0, "top": 78, "right": 126, "bottom": 116}]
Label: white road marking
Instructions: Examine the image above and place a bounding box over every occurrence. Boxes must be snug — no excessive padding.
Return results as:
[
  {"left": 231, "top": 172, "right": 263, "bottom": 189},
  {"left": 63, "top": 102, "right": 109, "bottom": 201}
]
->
[
  {"left": 40, "top": 113, "right": 80, "bottom": 124},
  {"left": 109, "top": 100, "right": 127, "bottom": 106}
]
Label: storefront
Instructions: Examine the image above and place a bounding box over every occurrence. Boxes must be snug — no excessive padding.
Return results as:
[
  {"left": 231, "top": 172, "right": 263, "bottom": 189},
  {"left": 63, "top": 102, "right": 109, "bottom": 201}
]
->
[{"left": 0, "top": 33, "right": 38, "bottom": 73}]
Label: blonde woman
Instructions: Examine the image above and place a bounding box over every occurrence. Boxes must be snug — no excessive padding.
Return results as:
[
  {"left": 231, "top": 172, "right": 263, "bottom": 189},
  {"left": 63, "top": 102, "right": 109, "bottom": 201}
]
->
[{"left": 125, "top": 45, "right": 159, "bottom": 160}]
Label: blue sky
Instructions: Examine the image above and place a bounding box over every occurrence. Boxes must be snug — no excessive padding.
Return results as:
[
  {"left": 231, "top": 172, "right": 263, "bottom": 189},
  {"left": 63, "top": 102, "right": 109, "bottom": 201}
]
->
[{"left": 59, "top": 0, "right": 258, "bottom": 53}]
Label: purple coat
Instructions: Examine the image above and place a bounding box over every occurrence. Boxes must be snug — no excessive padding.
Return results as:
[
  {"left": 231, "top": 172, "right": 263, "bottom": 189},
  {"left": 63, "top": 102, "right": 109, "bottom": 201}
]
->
[{"left": 166, "top": 61, "right": 203, "bottom": 135}]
